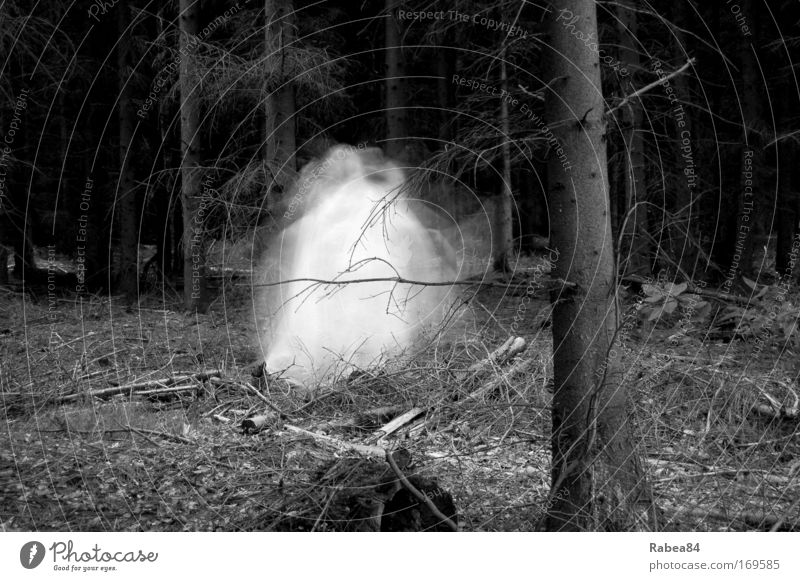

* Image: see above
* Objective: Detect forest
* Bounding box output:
[1,0,800,534]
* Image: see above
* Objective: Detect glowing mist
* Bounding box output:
[256,146,457,387]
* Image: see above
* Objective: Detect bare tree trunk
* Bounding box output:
[493,55,513,274]
[776,139,798,278]
[117,0,138,301]
[544,0,653,531]
[776,84,800,279]
[616,0,649,277]
[384,0,406,159]
[179,0,206,311]
[435,41,454,142]
[265,0,297,185]
[672,0,698,278]
[734,0,762,278]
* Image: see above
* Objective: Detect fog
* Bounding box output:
[256,146,464,387]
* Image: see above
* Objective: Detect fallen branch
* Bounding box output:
[314,404,406,432]
[367,407,425,443]
[284,424,387,459]
[137,385,201,398]
[460,357,535,403]
[455,336,527,385]
[56,370,221,403]
[621,275,751,306]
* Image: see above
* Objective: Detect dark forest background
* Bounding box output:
[2,0,797,301]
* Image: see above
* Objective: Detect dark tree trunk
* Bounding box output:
[117,0,139,301]
[384,0,406,159]
[179,0,207,311]
[265,0,297,186]
[493,55,513,274]
[776,139,798,278]
[672,0,698,278]
[616,0,649,277]
[733,0,763,279]
[544,0,653,531]
[776,82,800,279]
[435,43,454,142]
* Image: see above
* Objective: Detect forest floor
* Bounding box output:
[1,257,800,532]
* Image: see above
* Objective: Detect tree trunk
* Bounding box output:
[776,84,800,279]
[776,139,798,278]
[544,0,653,531]
[616,0,649,277]
[384,0,406,159]
[435,42,454,142]
[179,0,207,312]
[672,0,698,278]
[265,0,297,186]
[734,0,762,279]
[493,55,513,274]
[117,0,138,301]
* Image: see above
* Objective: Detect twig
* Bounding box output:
[56,370,221,403]
[222,378,287,418]
[384,449,458,532]
[314,404,406,432]
[137,385,201,397]
[607,59,696,115]
[253,275,573,292]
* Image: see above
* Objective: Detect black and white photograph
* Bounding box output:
[1,0,799,576]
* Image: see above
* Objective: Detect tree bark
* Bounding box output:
[776,108,799,278]
[616,0,649,277]
[117,0,138,301]
[435,41,454,142]
[384,0,406,159]
[179,0,207,311]
[672,0,698,278]
[734,0,762,279]
[544,0,653,531]
[493,55,514,274]
[265,0,297,185]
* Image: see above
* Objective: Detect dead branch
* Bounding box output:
[213,377,288,418]
[137,385,201,397]
[56,370,221,403]
[456,336,527,383]
[253,275,573,293]
[314,404,406,432]
[368,407,425,443]
[621,274,752,306]
[460,357,535,403]
[284,424,387,459]
[607,59,695,115]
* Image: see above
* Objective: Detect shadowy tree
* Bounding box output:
[544,0,653,531]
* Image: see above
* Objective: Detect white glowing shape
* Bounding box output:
[258,147,455,386]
